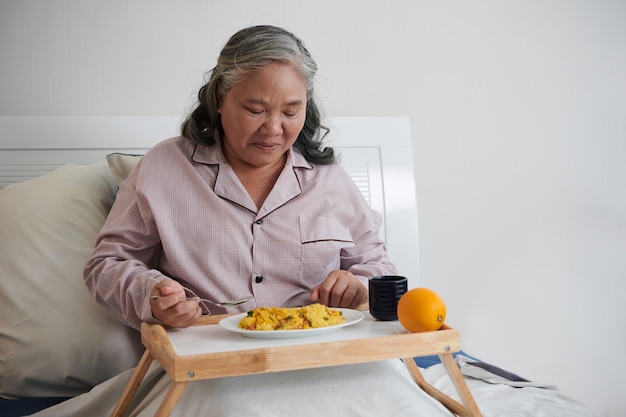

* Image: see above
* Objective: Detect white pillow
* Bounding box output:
[0,163,144,399]
[106,153,142,185]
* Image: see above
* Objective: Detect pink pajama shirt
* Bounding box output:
[84,136,396,329]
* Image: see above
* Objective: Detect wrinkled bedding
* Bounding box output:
[23,356,605,417]
[29,360,452,417]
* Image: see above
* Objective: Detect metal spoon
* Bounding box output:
[140,294,252,308]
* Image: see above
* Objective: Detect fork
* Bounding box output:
[140,294,252,308]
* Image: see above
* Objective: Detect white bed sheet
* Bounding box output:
[29,360,452,417]
[29,356,606,417]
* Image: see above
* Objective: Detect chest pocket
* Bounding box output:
[298,215,354,286]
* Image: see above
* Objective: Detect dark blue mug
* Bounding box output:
[368,276,408,320]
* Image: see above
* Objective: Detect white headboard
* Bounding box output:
[0,116,419,287]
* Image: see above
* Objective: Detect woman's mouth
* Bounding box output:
[254,142,280,152]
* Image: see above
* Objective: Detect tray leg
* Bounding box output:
[402,356,482,417]
[438,353,483,417]
[154,381,189,417]
[110,349,155,417]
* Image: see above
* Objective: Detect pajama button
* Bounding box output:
[255,275,263,283]
[255,219,263,225]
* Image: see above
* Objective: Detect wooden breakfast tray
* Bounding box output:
[111,312,483,417]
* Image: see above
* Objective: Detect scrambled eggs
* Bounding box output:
[238,303,345,330]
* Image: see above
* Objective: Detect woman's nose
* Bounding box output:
[261,114,283,136]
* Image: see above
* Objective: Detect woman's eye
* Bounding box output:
[283,111,298,117]
[246,108,264,115]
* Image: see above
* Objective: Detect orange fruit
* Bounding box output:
[397,287,446,333]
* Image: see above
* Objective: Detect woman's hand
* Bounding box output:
[149,279,202,328]
[310,270,368,309]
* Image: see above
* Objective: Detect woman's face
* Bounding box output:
[218,62,307,171]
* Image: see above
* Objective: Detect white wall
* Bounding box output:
[1,1,624,415]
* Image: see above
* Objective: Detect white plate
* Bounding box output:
[219,308,364,339]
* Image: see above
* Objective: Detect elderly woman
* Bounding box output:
[84,25,397,330]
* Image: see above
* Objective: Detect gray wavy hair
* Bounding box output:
[181,25,334,164]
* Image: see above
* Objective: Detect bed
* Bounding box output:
[0,116,603,417]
